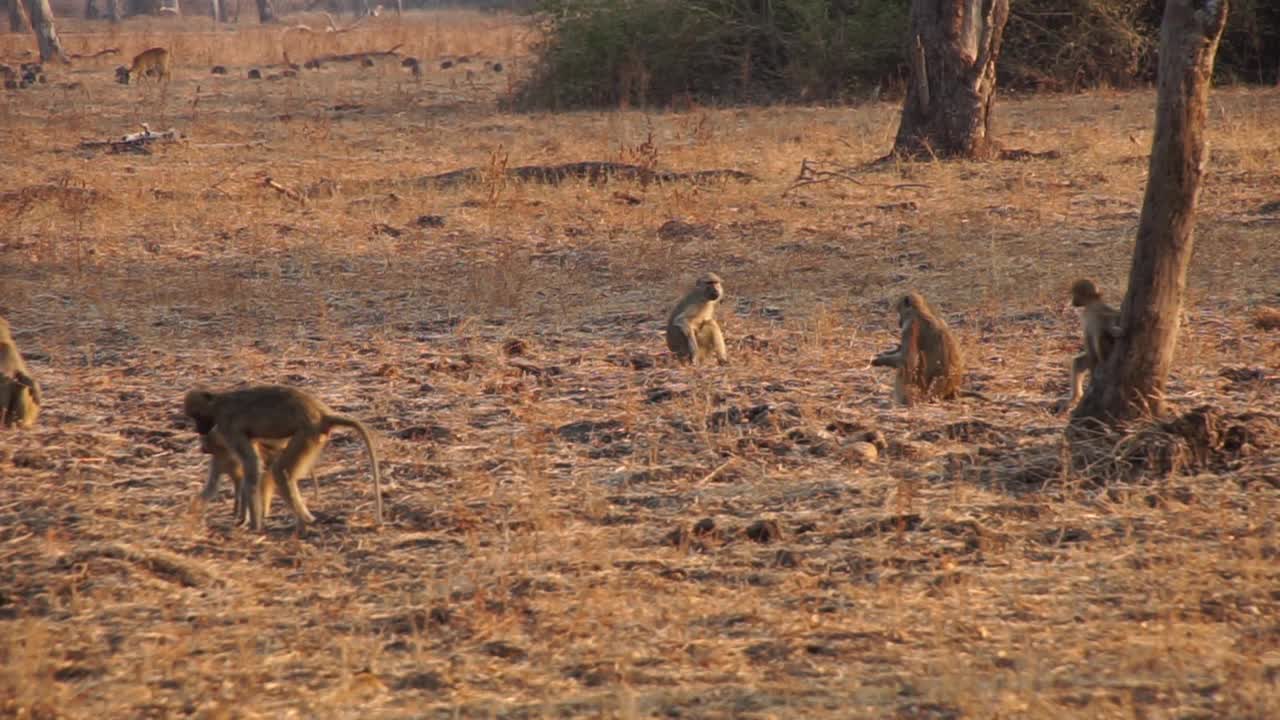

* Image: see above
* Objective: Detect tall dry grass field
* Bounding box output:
[2,10,1279,719]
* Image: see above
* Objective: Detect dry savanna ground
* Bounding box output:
[2,11,1280,719]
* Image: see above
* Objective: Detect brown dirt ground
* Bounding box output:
[2,12,1280,720]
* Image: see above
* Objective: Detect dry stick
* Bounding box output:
[262,177,304,203]
[784,158,933,196]
[697,458,737,485]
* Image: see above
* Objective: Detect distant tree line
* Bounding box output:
[513,0,1278,110]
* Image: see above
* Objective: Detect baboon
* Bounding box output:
[1064,278,1123,410]
[114,65,129,84]
[871,292,964,405]
[666,272,728,365]
[0,315,41,428]
[183,386,382,532]
[247,68,262,80]
[125,48,171,84]
[198,431,319,526]
[210,65,228,75]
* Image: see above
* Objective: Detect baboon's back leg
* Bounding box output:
[0,377,14,426]
[10,384,37,427]
[271,434,324,530]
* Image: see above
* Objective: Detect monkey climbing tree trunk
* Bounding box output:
[892,0,1009,159]
[254,0,273,23]
[1071,0,1229,427]
[22,0,63,62]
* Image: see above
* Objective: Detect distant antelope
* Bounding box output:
[124,47,172,85]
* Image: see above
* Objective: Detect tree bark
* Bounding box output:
[22,0,63,62]
[209,0,223,22]
[1071,0,1229,427]
[105,0,118,22]
[6,0,31,33]
[254,0,273,23]
[891,0,1010,159]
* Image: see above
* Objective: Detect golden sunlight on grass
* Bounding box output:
[1,10,1279,719]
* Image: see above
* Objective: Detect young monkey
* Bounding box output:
[184,385,382,532]
[1064,278,1123,410]
[666,272,728,365]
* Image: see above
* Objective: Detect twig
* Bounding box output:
[262,176,304,203]
[696,458,737,485]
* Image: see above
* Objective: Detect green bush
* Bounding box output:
[512,0,909,109]
[511,0,1278,110]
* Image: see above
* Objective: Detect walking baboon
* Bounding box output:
[871,292,964,405]
[0,315,40,428]
[1064,278,1123,410]
[184,386,382,532]
[125,47,171,84]
[666,273,727,365]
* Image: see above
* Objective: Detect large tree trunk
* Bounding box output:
[892,0,1010,159]
[1071,0,1229,427]
[6,0,31,32]
[254,0,273,23]
[22,0,63,62]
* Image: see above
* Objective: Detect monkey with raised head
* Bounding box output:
[0,315,41,428]
[184,386,382,532]
[666,273,728,365]
[1063,278,1123,410]
[870,292,964,405]
[125,47,171,84]
[198,431,320,526]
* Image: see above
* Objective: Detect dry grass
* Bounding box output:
[2,11,1280,719]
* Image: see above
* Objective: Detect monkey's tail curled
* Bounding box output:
[325,416,383,526]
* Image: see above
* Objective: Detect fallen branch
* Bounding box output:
[66,47,120,60]
[78,124,182,154]
[784,158,865,196]
[416,161,755,189]
[300,43,404,67]
[282,11,366,36]
[784,158,933,196]
[263,176,305,203]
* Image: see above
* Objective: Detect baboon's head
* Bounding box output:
[1070,278,1102,307]
[897,291,932,323]
[183,389,217,432]
[114,65,130,84]
[698,273,724,302]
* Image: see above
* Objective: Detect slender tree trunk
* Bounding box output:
[22,0,63,62]
[209,0,221,22]
[6,0,31,33]
[105,0,118,22]
[254,0,273,23]
[891,0,1010,159]
[85,0,98,19]
[1071,0,1229,427]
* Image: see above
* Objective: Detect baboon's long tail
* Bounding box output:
[325,415,383,525]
